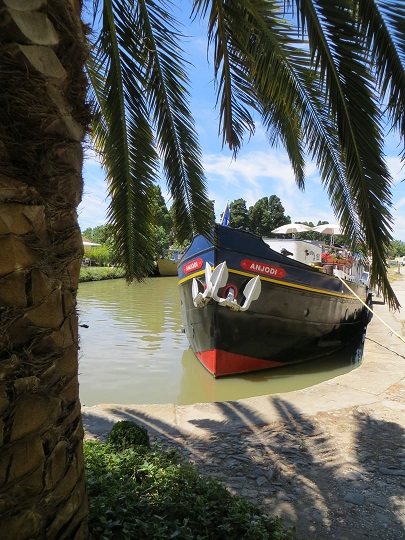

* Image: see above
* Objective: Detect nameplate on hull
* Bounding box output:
[183,258,203,274]
[240,259,286,278]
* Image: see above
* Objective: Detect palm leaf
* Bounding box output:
[88,0,158,280]
[278,0,399,307]
[355,0,405,150]
[88,0,403,306]
[194,0,401,306]
[192,0,258,153]
[88,0,212,281]
[138,0,213,242]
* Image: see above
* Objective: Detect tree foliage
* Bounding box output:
[82,224,114,245]
[150,185,172,235]
[229,198,249,229]
[388,240,405,259]
[248,196,290,236]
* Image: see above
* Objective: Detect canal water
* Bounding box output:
[77,277,364,407]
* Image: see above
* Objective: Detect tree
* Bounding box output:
[248,196,290,236]
[87,1,405,299]
[150,185,172,236]
[1,2,90,537]
[1,1,404,537]
[150,185,173,257]
[388,240,405,259]
[82,224,114,245]
[188,0,404,306]
[268,195,291,233]
[229,198,249,229]
[152,225,171,258]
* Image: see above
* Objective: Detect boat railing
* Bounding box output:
[310,255,366,283]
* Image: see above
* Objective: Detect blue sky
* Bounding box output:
[78,4,405,241]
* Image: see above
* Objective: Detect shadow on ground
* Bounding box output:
[82,395,405,540]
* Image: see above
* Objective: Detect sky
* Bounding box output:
[78,4,405,242]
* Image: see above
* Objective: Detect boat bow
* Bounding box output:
[192,261,261,311]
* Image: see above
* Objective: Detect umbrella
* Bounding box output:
[312,223,343,245]
[271,223,313,235]
[312,223,343,235]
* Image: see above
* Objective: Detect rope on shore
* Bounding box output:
[336,275,405,344]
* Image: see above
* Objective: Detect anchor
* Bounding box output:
[192,261,261,311]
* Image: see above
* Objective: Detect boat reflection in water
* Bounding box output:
[176,332,365,405]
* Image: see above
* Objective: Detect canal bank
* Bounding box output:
[82,274,405,539]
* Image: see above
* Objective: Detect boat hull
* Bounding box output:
[178,226,371,376]
[157,258,178,276]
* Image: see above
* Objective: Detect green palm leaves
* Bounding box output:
[193,0,404,307]
[88,0,404,306]
[88,0,212,280]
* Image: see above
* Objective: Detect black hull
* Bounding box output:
[178,225,371,376]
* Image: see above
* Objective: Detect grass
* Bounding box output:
[387,264,405,284]
[79,266,125,282]
[85,421,295,540]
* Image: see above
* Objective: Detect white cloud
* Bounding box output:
[79,159,109,230]
[387,155,405,183]
[204,150,333,223]
[78,142,405,241]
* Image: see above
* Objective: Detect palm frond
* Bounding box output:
[231,2,364,243]
[87,0,402,306]
[137,0,213,242]
[355,0,405,151]
[194,0,400,306]
[285,0,398,307]
[88,0,158,281]
[193,0,258,153]
[88,0,212,280]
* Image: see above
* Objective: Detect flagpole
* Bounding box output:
[220,200,230,226]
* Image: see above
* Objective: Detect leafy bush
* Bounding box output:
[79,266,125,282]
[84,433,295,539]
[106,420,150,451]
[84,245,111,266]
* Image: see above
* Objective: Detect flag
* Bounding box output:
[220,201,230,227]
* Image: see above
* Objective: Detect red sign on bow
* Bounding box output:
[183,258,203,274]
[240,259,286,278]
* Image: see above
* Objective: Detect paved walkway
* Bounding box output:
[82,273,405,539]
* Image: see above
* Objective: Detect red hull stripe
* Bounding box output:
[196,349,284,377]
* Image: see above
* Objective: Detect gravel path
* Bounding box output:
[153,395,405,540]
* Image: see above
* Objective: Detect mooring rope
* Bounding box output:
[336,275,405,344]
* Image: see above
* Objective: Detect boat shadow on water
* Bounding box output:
[176,331,366,405]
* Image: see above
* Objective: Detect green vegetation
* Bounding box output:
[388,240,405,259]
[79,267,125,282]
[85,421,294,540]
[227,197,335,240]
[87,1,405,309]
[82,187,179,261]
[84,245,112,267]
[247,196,290,237]
[106,420,150,451]
[83,224,114,246]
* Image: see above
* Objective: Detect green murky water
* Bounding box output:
[77,277,363,406]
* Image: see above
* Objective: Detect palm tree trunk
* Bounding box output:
[0,0,90,537]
